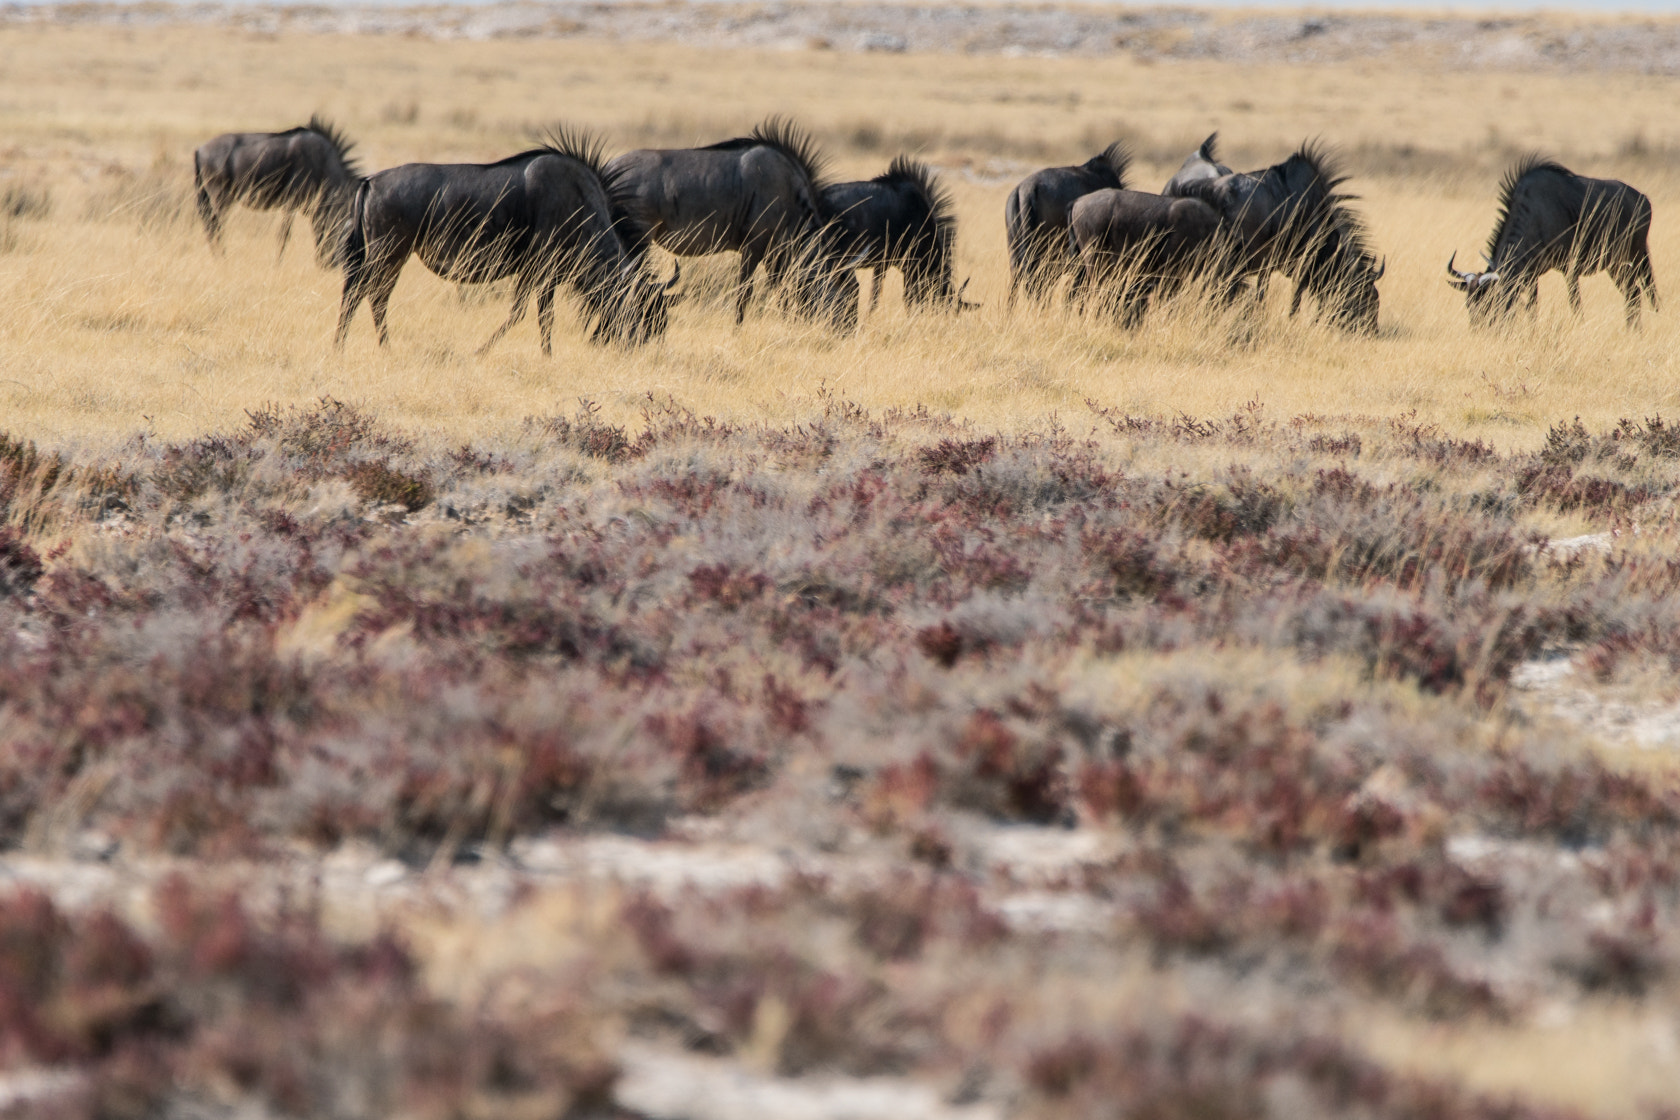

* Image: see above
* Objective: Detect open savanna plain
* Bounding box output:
[12,12,1680,1120]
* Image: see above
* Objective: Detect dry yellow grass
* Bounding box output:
[4,22,1680,447]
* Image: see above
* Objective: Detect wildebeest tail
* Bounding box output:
[333,178,373,348]
[193,150,216,238]
[342,178,371,284]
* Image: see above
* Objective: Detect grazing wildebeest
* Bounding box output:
[1168,142,1385,334]
[1162,132,1232,195]
[194,115,361,267]
[334,130,679,355]
[1004,143,1132,307]
[821,156,979,314]
[1446,156,1658,327]
[1066,189,1224,326]
[605,118,859,329]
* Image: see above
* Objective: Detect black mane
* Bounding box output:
[1485,154,1574,261]
[526,126,656,256]
[302,114,362,178]
[1277,140,1376,267]
[704,115,831,193]
[1083,141,1132,189]
[876,155,955,242]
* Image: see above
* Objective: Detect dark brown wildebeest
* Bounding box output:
[821,156,978,314]
[1167,141,1384,334]
[1446,156,1658,327]
[1004,143,1131,307]
[334,130,678,355]
[1065,189,1224,326]
[605,118,859,329]
[1162,132,1232,195]
[193,115,361,267]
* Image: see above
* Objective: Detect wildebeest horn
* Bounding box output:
[663,261,681,291]
[1445,251,1473,289]
[1480,252,1493,269]
[1373,257,1386,281]
[956,276,982,310]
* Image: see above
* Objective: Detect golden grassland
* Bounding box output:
[3,22,1680,445]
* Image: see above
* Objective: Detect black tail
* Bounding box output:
[1006,188,1035,308]
[193,151,219,246]
[334,179,371,349]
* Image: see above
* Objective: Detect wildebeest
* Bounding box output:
[1162,132,1232,195]
[194,115,361,267]
[605,118,860,329]
[821,156,978,314]
[1004,143,1132,307]
[1167,141,1384,333]
[334,129,678,355]
[1446,155,1658,327]
[1066,189,1224,326]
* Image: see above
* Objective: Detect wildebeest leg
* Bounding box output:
[1065,258,1088,315]
[1255,271,1270,304]
[1288,282,1306,318]
[735,246,764,325]
[536,285,556,356]
[338,259,399,348]
[869,268,883,315]
[477,274,538,355]
[1118,282,1148,330]
[1636,253,1660,312]
[1615,268,1645,328]
[1566,274,1582,314]
[367,281,396,347]
[276,212,294,263]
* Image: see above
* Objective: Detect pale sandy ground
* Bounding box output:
[11,0,1680,74]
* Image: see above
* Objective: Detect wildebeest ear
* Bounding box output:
[1445,277,1470,291]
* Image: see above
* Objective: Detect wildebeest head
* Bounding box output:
[596,258,684,345]
[1445,251,1512,326]
[780,233,865,331]
[1272,143,1384,334]
[1163,132,1233,196]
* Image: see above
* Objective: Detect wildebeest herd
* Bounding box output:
[190,115,1660,354]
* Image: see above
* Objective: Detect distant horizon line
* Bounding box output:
[6,0,1680,12]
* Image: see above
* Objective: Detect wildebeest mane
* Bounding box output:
[300,114,362,178]
[1485,153,1573,261]
[529,125,657,256]
[877,155,955,241]
[704,116,831,193]
[1280,140,1375,265]
[1092,141,1132,189]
